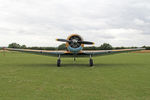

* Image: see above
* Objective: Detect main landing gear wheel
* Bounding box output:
[89,58,93,66]
[89,55,93,67]
[57,59,61,67]
[57,54,61,67]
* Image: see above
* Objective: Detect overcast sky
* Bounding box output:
[0,0,150,47]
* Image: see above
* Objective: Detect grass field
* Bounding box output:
[0,51,150,100]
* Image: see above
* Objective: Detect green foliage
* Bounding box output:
[8,43,57,50]
[142,46,150,50]
[8,43,21,48]
[99,43,113,50]
[58,43,66,50]
[114,47,126,49]
[83,46,98,50]
[8,43,27,49]
[83,43,113,50]
[28,47,56,50]
[20,45,27,49]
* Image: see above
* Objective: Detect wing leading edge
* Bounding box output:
[6,48,65,56]
[6,48,145,57]
[82,48,145,56]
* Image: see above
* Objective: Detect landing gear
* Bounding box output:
[73,54,76,62]
[56,54,94,67]
[57,59,61,67]
[89,55,93,66]
[57,55,61,67]
[89,59,93,66]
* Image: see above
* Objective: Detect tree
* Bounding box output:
[83,46,97,50]
[20,45,27,49]
[58,43,66,50]
[142,46,150,50]
[8,43,21,48]
[99,43,113,50]
[114,46,126,49]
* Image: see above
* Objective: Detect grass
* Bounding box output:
[0,51,150,100]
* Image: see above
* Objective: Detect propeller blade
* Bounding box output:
[56,39,70,42]
[56,38,94,45]
[78,41,94,45]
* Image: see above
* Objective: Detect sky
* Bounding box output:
[0,0,150,47]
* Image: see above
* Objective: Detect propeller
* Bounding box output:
[78,41,94,45]
[56,39,94,45]
[56,39,70,42]
[56,39,94,44]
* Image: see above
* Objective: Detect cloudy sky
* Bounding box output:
[0,0,150,47]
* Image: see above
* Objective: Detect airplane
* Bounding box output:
[6,34,144,67]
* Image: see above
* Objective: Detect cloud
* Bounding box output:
[0,0,150,47]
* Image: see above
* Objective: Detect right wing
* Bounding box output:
[6,48,66,57]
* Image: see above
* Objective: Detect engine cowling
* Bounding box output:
[66,34,84,49]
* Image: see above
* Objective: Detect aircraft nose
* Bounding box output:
[72,39,78,43]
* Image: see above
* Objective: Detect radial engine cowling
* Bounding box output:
[66,34,84,48]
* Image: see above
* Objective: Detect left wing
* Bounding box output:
[82,48,145,56]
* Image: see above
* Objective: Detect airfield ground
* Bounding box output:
[0,51,150,100]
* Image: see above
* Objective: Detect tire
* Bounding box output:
[57,59,61,67]
[89,59,93,66]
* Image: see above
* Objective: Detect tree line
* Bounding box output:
[7,42,150,50]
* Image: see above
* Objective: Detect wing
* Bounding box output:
[6,48,66,57]
[82,48,145,56]
[6,48,145,57]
